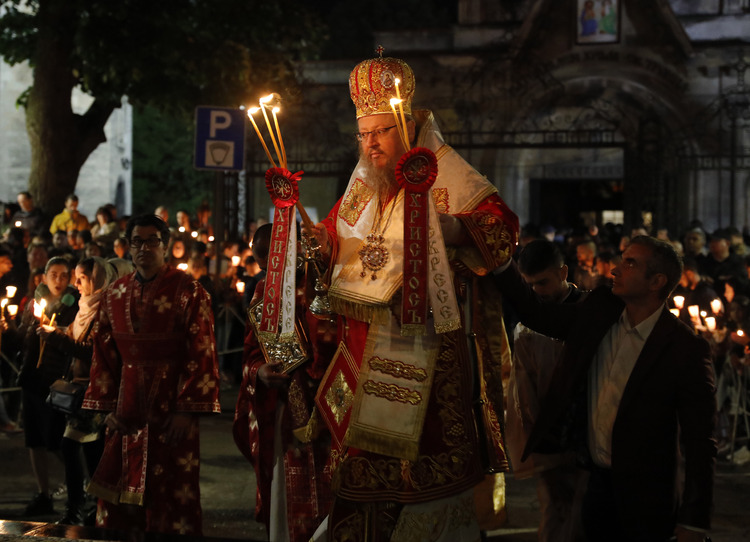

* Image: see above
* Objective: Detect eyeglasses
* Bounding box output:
[130,237,162,249]
[355,125,398,142]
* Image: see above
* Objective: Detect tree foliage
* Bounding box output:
[0,0,325,213]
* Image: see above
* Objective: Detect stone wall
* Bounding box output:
[0,60,132,221]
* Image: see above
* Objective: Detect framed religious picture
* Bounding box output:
[576,0,620,44]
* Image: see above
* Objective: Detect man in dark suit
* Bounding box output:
[495,235,716,542]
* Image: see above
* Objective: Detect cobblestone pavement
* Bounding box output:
[1,386,749,541]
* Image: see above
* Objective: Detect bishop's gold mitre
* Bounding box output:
[349,53,415,119]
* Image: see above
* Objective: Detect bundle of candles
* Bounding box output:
[246,94,314,230]
[671,295,723,332]
[389,77,410,152]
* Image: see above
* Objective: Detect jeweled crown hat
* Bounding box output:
[349,47,415,119]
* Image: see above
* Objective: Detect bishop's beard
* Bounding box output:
[360,147,400,205]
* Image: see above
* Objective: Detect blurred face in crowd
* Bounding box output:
[27,245,48,270]
[17,193,33,212]
[521,265,569,304]
[113,238,128,259]
[65,197,79,213]
[75,265,95,297]
[44,264,70,298]
[576,243,596,267]
[709,238,730,261]
[684,231,705,255]
[171,240,186,259]
[53,232,68,249]
[0,255,12,277]
[176,211,191,228]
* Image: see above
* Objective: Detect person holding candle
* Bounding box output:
[494,236,716,541]
[81,214,220,536]
[12,191,50,239]
[673,258,719,330]
[8,256,79,517]
[233,223,336,542]
[36,257,133,525]
[306,53,519,540]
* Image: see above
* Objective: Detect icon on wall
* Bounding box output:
[576,0,619,44]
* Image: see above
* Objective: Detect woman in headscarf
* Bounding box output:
[37,256,133,525]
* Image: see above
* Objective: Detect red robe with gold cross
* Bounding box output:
[82,266,220,535]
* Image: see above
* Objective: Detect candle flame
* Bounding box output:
[8,305,18,316]
[191,231,198,239]
[177,263,188,271]
[390,98,402,106]
[272,106,280,114]
[395,77,400,84]
[248,107,260,115]
[739,330,745,337]
[260,94,274,104]
[705,316,716,331]
[669,308,680,317]
[14,221,22,228]
[208,236,215,242]
[0,298,7,308]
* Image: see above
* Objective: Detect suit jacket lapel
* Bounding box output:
[617,309,675,415]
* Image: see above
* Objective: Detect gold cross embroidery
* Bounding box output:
[154,295,172,313]
[113,284,127,299]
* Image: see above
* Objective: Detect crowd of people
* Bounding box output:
[0,53,742,542]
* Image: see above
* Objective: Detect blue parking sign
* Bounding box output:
[194,106,246,171]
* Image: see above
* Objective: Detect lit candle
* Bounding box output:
[739,330,745,337]
[710,298,722,315]
[271,106,287,168]
[6,286,17,298]
[705,317,716,331]
[208,236,215,242]
[191,231,198,239]
[389,98,409,150]
[33,300,43,319]
[177,263,188,271]
[14,220,21,228]
[394,78,409,151]
[232,256,241,267]
[8,305,18,317]
[0,299,7,309]
[236,281,245,294]
[669,308,680,317]
[700,310,707,318]
[247,107,277,167]
[179,226,186,233]
[687,305,699,318]
[259,95,283,167]
[672,295,685,310]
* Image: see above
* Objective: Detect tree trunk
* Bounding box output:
[26,0,117,216]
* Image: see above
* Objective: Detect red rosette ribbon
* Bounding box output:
[395,147,438,193]
[396,147,438,335]
[264,167,303,208]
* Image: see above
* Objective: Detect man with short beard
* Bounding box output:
[307,54,518,541]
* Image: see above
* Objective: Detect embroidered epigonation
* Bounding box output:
[369,357,427,382]
[325,371,355,425]
[362,380,422,405]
